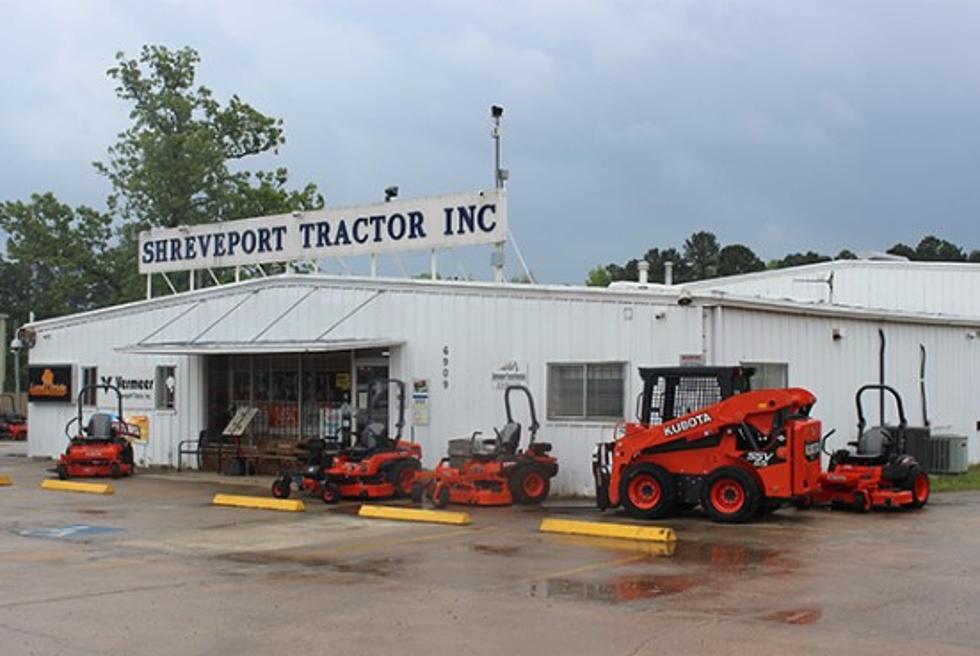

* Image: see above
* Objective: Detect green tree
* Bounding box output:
[835,249,858,260]
[887,243,916,259]
[0,193,117,320]
[585,265,612,287]
[770,251,831,269]
[682,231,720,280]
[717,244,764,276]
[913,235,965,261]
[94,45,324,300]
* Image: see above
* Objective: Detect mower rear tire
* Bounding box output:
[511,466,550,504]
[271,477,291,499]
[110,463,122,479]
[388,460,422,497]
[702,467,760,524]
[904,466,930,509]
[620,464,675,519]
[321,483,340,504]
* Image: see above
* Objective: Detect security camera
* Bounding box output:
[384,186,399,202]
[491,105,504,118]
[677,289,693,306]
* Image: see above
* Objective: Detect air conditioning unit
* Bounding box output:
[903,429,969,474]
[924,434,970,474]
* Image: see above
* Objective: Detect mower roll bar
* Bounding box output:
[855,384,907,433]
[366,378,406,441]
[504,385,540,443]
[66,383,126,441]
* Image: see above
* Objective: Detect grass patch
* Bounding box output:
[931,465,980,493]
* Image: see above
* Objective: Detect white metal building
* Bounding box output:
[23,260,980,495]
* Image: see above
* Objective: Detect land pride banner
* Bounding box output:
[138,189,507,274]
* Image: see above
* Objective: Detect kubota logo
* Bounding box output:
[663,412,713,437]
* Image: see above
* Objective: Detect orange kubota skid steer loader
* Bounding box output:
[593,366,823,523]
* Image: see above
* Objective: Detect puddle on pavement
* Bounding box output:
[471,543,520,557]
[530,574,702,603]
[221,550,401,577]
[78,509,108,515]
[672,542,801,573]
[762,608,823,625]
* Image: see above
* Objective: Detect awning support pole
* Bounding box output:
[146,274,152,300]
[430,250,437,280]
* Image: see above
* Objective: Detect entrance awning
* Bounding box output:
[117,338,404,356]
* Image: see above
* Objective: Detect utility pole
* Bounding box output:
[491,105,507,284]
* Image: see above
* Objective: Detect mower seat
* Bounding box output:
[86,413,115,440]
[497,422,521,455]
[836,427,896,467]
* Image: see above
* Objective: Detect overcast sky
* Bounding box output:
[2,1,979,283]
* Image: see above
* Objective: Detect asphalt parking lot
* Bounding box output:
[1,440,979,656]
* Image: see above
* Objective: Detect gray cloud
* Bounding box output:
[2,0,979,282]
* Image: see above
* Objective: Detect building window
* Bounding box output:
[156,366,176,410]
[741,362,788,390]
[547,363,625,421]
[81,367,98,406]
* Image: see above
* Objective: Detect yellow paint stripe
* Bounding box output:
[358,504,471,525]
[0,475,11,486]
[212,493,304,512]
[539,518,676,543]
[41,479,113,495]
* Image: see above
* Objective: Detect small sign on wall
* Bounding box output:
[412,379,430,426]
[28,365,73,403]
[491,361,528,389]
[125,415,149,444]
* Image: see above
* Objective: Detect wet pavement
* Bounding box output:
[1,440,979,655]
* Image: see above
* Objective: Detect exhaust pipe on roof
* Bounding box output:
[638,260,650,285]
[664,261,674,286]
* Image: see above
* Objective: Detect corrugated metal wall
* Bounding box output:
[708,306,980,462]
[25,275,980,496]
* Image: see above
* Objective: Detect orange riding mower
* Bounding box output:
[54,383,137,480]
[811,384,929,512]
[411,385,558,508]
[271,378,422,503]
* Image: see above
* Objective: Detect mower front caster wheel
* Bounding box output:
[56,464,68,481]
[321,483,340,504]
[271,477,291,499]
[410,481,426,504]
[432,483,450,508]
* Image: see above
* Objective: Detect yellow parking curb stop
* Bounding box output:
[539,517,676,543]
[0,474,12,486]
[358,504,471,525]
[212,493,305,512]
[41,479,113,495]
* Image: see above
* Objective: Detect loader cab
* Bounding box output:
[637,366,754,426]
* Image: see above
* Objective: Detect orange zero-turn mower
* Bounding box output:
[812,384,929,512]
[411,384,558,508]
[593,366,824,523]
[318,378,422,503]
[0,393,27,440]
[54,383,137,480]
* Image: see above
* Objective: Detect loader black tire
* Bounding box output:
[620,464,675,519]
[702,467,761,524]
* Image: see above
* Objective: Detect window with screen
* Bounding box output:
[741,362,788,390]
[81,367,98,406]
[547,363,625,420]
